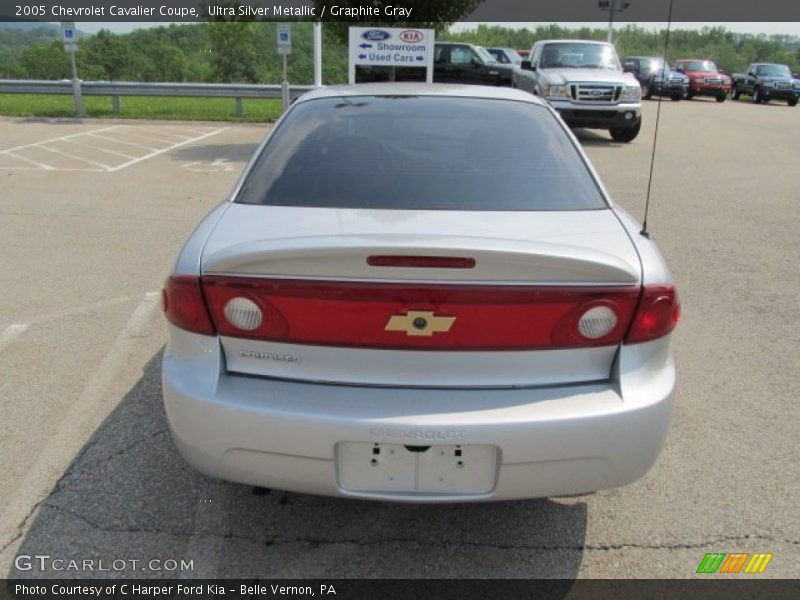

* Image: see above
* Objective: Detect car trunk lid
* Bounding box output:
[200,205,642,387]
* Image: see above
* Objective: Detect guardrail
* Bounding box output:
[0,80,317,116]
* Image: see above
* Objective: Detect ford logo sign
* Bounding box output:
[362,30,391,42]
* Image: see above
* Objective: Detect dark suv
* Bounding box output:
[355,42,514,86]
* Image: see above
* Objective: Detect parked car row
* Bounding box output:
[357,39,798,148]
[623,57,799,106]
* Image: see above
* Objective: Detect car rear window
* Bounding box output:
[236,95,607,211]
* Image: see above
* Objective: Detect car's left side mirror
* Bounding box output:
[521,60,532,71]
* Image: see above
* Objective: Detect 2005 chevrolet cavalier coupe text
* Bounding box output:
[162,84,679,502]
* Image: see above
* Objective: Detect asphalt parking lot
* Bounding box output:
[0,97,798,579]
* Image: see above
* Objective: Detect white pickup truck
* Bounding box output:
[513,39,643,142]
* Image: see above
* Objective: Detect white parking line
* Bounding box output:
[0,125,226,172]
[0,324,29,355]
[67,139,136,160]
[24,294,148,326]
[116,130,191,145]
[38,145,113,170]
[0,126,122,154]
[107,128,225,172]
[158,125,214,135]
[2,151,54,170]
[0,292,161,555]
[87,132,158,152]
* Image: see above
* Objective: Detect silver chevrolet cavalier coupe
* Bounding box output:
[162,83,679,502]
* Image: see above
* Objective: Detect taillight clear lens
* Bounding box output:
[578,305,618,339]
[162,275,216,336]
[625,285,680,344]
[223,297,263,331]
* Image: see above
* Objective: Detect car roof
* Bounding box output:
[535,39,611,45]
[296,83,548,106]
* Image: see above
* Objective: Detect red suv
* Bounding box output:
[675,59,732,102]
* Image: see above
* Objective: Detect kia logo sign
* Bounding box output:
[362,30,391,41]
[399,30,424,43]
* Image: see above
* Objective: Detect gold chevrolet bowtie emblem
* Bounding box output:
[384,311,456,337]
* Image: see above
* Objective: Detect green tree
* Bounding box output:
[20,41,69,79]
[81,30,130,79]
[207,22,258,82]
[127,40,188,81]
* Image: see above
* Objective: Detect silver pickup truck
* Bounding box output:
[513,40,642,142]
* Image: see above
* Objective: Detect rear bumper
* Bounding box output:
[551,102,641,130]
[162,330,676,502]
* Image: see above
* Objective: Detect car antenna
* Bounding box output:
[641,0,675,239]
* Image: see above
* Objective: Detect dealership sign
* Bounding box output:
[348,27,435,84]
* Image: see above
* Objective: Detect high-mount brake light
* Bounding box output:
[367,256,476,269]
[162,275,216,336]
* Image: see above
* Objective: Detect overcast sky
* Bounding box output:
[70,21,800,36]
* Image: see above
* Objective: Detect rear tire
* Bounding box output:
[789,97,798,107]
[716,94,726,103]
[731,84,740,100]
[685,91,694,100]
[671,93,682,101]
[642,82,652,100]
[753,87,762,104]
[609,120,641,143]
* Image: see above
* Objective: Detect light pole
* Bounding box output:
[598,0,630,44]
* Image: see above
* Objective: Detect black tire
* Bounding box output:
[753,86,762,104]
[716,94,726,103]
[642,81,652,100]
[685,91,694,100]
[731,84,740,100]
[671,94,682,101]
[609,120,641,143]
[789,97,798,107]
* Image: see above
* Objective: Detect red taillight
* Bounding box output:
[201,276,644,350]
[367,256,476,269]
[202,281,289,340]
[625,285,680,344]
[162,275,216,336]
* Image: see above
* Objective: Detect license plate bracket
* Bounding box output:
[337,442,497,494]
